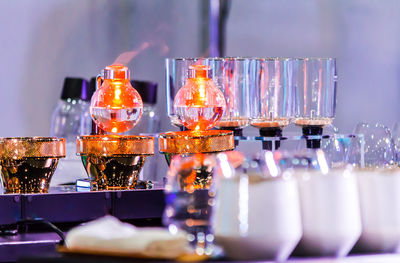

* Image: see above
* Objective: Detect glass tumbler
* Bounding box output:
[294,58,337,148]
[209,57,251,135]
[250,58,296,149]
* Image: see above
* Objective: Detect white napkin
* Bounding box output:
[65,216,189,258]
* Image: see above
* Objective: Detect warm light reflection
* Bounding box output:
[173,65,226,131]
[90,65,143,133]
[114,88,121,101]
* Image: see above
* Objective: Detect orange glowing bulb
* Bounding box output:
[90,64,143,133]
[173,65,226,131]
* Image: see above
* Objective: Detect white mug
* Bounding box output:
[212,172,302,261]
[295,168,361,257]
[356,168,400,252]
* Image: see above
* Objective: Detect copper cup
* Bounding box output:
[159,130,234,165]
[77,135,154,191]
[159,130,234,189]
[0,137,65,194]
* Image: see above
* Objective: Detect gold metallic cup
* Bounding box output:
[159,129,234,170]
[77,135,154,191]
[159,130,234,154]
[0,137,65,194]
[159,130,234,188]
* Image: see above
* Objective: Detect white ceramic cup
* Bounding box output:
[295,168,362,257]
[212,173,302,261]
[356,168,400,252]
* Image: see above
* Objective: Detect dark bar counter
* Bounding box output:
[0,189,165,262]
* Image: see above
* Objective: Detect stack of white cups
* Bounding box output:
[210,144,400,261]
[355,168,400,252]
[294,167,362,257]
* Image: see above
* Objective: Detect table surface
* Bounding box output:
[14,253,400,263]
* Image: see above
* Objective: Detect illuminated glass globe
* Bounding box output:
[173,65,226,131]
[90,64,143,133]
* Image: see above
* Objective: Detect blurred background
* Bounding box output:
[0,0,399,137]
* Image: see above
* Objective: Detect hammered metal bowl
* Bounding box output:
[0,137,65,194]
[159,130,234,165]
[76,135,154,191]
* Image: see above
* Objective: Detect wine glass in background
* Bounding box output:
[210,57,251,136]
[294,58,337,148]
[250,57,296,150]
[351,123,400,253]
[347,122,395,167]
[294,135,346,169]
[165,57,207,130]
[392,122,400,164]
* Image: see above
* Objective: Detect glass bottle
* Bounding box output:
[124,80,161,184]
[50,77,94,186]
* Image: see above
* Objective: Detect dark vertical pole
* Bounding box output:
[205,0,230,57]
[209,0,220,57]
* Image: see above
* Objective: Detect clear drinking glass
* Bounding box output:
[294,58,337,127]
[165,58,208,129]
[249,58,296,149]
[250,58,296,131]
[294,58,337,148]
[347,122,395,168]
[208,57,251,134]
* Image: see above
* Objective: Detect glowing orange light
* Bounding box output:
[90,64,143,133]
[173,65,226,131]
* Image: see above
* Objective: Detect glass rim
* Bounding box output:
[165,57,336,61]
[0,137,64,142]
[0,137,65,159]
[165,57,206,62]
[159,130,234,154]
[77,135,154,156]
[254,57,295,61]
[294,57,336,61]
[76,135,154,141]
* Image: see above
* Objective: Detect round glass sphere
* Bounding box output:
[90,65,143,133]
[173,65,226,131]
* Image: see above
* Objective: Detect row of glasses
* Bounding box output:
[166,57,251,134]
[347,122,396,167]
[165,57,337,148]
